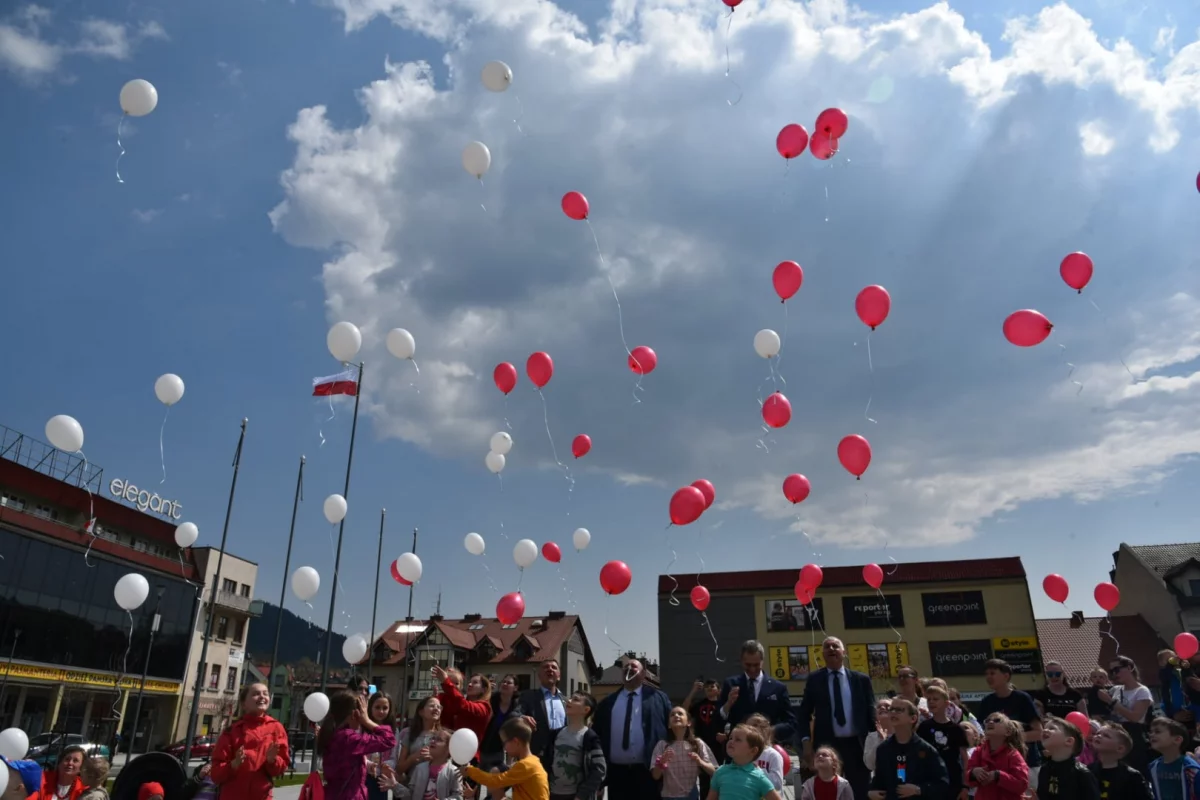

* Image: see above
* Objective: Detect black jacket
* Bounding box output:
[516,687,564,758]
[869,734,948,800]
[592,685,673,769]
[1087,762,1153,800]
[717,674,796,744]
[1037,757,1100,800]
[796,667,876,747]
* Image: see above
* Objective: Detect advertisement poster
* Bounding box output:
[765,597,825,632]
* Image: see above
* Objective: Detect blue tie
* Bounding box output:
[833,670,847,727]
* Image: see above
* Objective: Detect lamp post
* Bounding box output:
[129,586,165,756]
[0,628,21,709]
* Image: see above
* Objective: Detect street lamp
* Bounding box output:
[129,586,166,756]
[0,629,21,706]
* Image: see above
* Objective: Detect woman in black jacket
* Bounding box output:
[479,674,521,771]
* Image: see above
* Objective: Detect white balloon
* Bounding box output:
[342,634,369,664]
[513,539,538,569]
[396,552,423,583]
[120,79,158,117]
[323,494,348,524]
[154,373,185,406]
[489,432,513,455]
[464,532,486,556]
[449,728,479,765]
[0,727,30,761]
[573,527,591,551]
[292,566,321,601]
[386,328,416,360]
[327,321,362,362]
[45,415,84,452]
[485,451,506,474]
[303,691,330,722]
[114,573,150,611]
[753,329,782,359]
[0,760,7,796]
[174,521,199,548]
[481,61,513,92]
[462,141,492,179]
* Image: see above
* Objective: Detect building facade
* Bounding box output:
[1110,542,1200,645]
[658,557,1042,704]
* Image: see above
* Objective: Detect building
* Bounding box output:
[658,557,1041,703]
[1110,543,1200,645]
[367,612,599,717]
[1036,613,1167,691]
[592,653,661,703]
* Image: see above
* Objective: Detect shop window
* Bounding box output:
[209,664,221,690]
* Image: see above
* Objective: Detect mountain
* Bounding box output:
[248,601,348,667]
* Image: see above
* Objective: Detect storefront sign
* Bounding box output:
[227,648,245,667]
[769,647,789,681]
[994,648,1042,674]
[842,595,905,629]
[922,591,988,626]
[0,662,181,693]
[783,641,909,681]
[108,478,184,519]
[992,636,1038,651]
[929,639,993,677]
[764,597,824,632]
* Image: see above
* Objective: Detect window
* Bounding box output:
[240,583,251,597]
[501,624,518,630]
[272,696,282,710]
[415,647,452,691]
[222,579,237,594]
[570,679,575,693]
[274,673,285,688]
[216,616,229,640]
[208,664,221,690]
[468,624,485,631]
[226,668,238,691]
[233,619,245,643]
[1190,580,1200,597]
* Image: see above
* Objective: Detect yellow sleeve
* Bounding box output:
[465,759,540,790]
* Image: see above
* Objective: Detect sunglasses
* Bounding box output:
[1046,672,1063,678]
[1108,666,1125,676]
[898,673,916,680]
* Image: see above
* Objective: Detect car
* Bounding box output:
[162,736,215,760]
[27,734,111,768]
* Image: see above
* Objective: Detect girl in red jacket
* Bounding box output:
[966,713,1030,800]
[432,665,492,759]
[211,683,290,800]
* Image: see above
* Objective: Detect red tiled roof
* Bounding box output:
[1035,615,1167,689]
[659,557,1026,593]
[374,614,593,670]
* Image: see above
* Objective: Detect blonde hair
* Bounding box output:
[732,724,765,759]
[814,746,843,775]
[745,713,774,746]
[984,712,1027,757]
[81,756,110,787]
[924,684,949,701]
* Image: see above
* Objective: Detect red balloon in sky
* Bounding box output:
[628,346,658,375]
[1042,574,1069,604]
[690,585,711,612]
[1003,309,1054,347]
[772,261,803,302]
[815,108,849,138]
[863,563,884,589]
[776,124,809,160]
[669,486,707,526]
[722,0,742,6]
[541,542,562,564]
[691,479,716,509]
[838,434,872,479]
[600,561,632,595]
[391,560,412,586]
[794,581,814,605]
[1059,252,1094,293]
[493,362,517,395]
[810,130,837,160]
[496,592,525,625]
[561,191,589,221]
[1196,171,1199,194]
[1094,582,1120,612]
[526,351,554,388]
[572,434,592,459]
[856,285,891,329]
[800,563,823,590]
[762,392,792,428]
[782,473,811,504]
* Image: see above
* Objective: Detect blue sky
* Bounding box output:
[3,0,1200,665]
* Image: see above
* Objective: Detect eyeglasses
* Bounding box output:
[1046,672,1063,678]
[1108,666,1125,676]
[898,673,916,680]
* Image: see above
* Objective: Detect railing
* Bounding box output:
[0,424,104,493]
[214,590,252,613]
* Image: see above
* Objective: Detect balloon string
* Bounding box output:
[700,612,725,663]
[877,587,903,645]
[1087,297,1142,383]
[517,568,525,594]
[116,114,127,184]
[110,610,134,727]
[495,473,509,540]
[695,529,706,583]
[502,396,513,431]
[794,513,821,562]
[78,449,98,568]
[665,527,680,607]
[537,388,575,496]
[319,394,336,448]
[603,598,622,658]
[864,331,878,424]
[775,301,789,388]
[1101,613,1121,657]
[511,91,527,136]
[723,11,743,107]
[1058,344,1084,395]
[478,177,487,213]
[159,406,171,484]
[584,218,644,404]
[408,359,421,394]
[480,558,499,595]
[805,601,827,638]
[555,564,577,609]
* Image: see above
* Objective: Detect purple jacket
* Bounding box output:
[323,726,396,800]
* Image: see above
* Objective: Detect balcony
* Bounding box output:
[213,590,259,616]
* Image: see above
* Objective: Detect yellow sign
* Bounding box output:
[809,645,826,671]
[769,647,789,681]
[993,637,1038,651]
[847,644,869,674]
[0,663,181,694]
[887,642,909,676]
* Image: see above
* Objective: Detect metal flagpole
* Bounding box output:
[367,508,386,683]
[397,527,417,720]
[271,455,306,678]
[183,418,248,764]
[129,586,164,755]
[320,362,364,693]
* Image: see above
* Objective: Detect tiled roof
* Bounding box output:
[1035,615,1167,689]
[1127,544,1200,575]
[659,557,1025,593]
[374,614,593,670]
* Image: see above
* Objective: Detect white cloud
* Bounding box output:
[131,208,162,223]
[0,5,165,80]
[1078,120,1114,156]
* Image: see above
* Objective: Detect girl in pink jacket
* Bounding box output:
[966,713,1029,800]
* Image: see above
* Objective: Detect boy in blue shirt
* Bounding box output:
[708,725,782,800]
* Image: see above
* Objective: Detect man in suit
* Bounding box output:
[797,636,876,800]
[717,640,797,746]
[516,658,566,757]
[593,659,672,799]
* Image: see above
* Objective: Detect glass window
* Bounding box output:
[216,616,229,639]
[226,668,238,691]
[222,579,237,594]
[233,619,245,643]
[209,664,221,690]
[273,672,285,688]
[1190,580,1200,597]
[240,584,250,597]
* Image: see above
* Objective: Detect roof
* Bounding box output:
[377,619,430,665]
[1125,544,1200,576]
[374,614,597,673]
[1035,615,1167,689]
[658,557,1026,593]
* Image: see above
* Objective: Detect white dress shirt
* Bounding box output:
[827,666,856,738]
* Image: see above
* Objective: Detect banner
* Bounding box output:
[887,642,910,677]
[929,639,993,677]
[788,646,811,680]
[772,641,909,680]
[842,595,905,629]
[769,647,789,681]
[0,662,180,694]
[847,644,870,674]
[994,648,1042,674]
[922,591,988,626]
[765,597,824,632]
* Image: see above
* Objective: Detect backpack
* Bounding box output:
[299,771,325,800]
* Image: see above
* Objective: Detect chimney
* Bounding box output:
[1070,611,1085,628]
[548,610,566,620]
[430,614,444,622]
[464,613,482,622]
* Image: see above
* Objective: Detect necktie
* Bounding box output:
[746,677,755,703]
[622,691,635,750]
[833,670,847,727]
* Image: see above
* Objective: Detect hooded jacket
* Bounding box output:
[965,743,1029,800]
[1149,753,1200,800]
[210,714,290,800]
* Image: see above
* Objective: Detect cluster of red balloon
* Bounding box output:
[774,108,849,163]
[669,479,717,526]
[795,563,823,604]
[1003,251,1093,348]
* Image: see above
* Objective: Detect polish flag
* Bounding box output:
[313,369,359,397]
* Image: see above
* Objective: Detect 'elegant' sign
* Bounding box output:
[109,478,183,520]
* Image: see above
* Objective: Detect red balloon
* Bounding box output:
[782,473,811,504]
[762,392,792,428]
[526,351,554,388]
[794,581,814,605]
[855,285,891,329]
[541,542,562,563]
[572,434,592,459]
[390,560,413,586]
[628,346,658,375]
[815,108,849,138]
[1060,252,1094,293]
[1177,632,1200,661]
[774,745,792,776]
[1065,711,1090,733]
[863,563,884,589]
[1094,582,1120,612]
[561,191,589,221]
[690,585,711,611]
[810,130,837,160]
[772,261,804,302]
[837,434,872,479]
[1003,309,1054,347]
[722,0,742,6]
[800,563,823,590]
[600,560,632,595]
[493,362,517,395]
[669,486,707,526]
[497,592,525,625]
[776,124,809,160]
[691,479,716,509]
[1042,574,1069,604]
[1196,171,1200,194]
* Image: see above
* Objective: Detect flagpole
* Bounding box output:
[367,508,385,683]
[320,361,364,694]
[271,455,305,680]
[183,418,248,765]
[398,526,417,721]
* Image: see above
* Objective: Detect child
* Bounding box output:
[1160,650,1188,720]
[1085,669,1111,719]
[394,729,463,800]
[743,714,784,792]
[316,690,398,800]
[1148,717,1200,799]
[544,693,607,800]
[1,756,42,800]
[918,685,969,800]
[707,724,782,800]
[137,783,164,800]
[79,757,110,800]
[864,698,892,774]
[1076,721,1099,768]
[365,692,399,800]
[965,713,1028,800]
[868,697,948,800]
[1035,716,1099,799]
[652,705,716,800]
[1087,723,1152,800]
[799,747,853,800]
[961,723,980,798]
[464,718,549,800]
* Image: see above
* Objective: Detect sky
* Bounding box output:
[2,0,1200,666]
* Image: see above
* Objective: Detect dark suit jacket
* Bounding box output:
[516,686,563,757]
[717,674,797,744]
[592,684,673,768]
[796,667,875,748]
